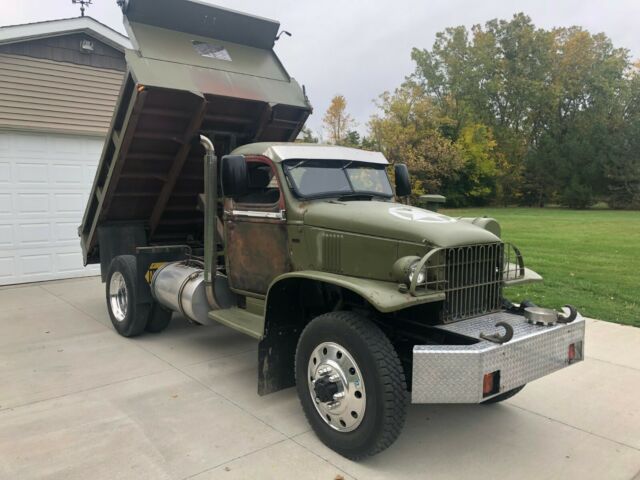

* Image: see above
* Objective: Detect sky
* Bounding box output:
[2,0,639,138]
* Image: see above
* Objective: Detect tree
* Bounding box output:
[368,82,463,196]
[343,130,361,147]
[408,13,634,208]
[605,68,640,209]
[323,95,355,145]
[297,126,319,143]
[451,123,503,206]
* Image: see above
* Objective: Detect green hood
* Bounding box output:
[303,201,499,247]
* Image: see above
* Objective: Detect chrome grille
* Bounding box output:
[441,243,504,323]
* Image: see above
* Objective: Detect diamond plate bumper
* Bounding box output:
[412,311,585,403]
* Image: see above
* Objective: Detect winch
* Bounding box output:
[524,305,578,326]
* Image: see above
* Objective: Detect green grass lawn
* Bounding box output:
[441,207,640,327]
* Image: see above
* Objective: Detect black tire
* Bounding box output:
[482,385,525,404]
[145,303,172,333]
[295,311,408,460]
[105,255,149,337]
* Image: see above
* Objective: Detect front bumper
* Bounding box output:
[412,311,585,403]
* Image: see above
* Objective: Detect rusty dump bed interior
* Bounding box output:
[79,0,311,264]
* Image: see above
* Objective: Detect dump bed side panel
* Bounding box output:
[79,0,311,265]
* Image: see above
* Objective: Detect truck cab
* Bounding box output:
[79,0,585,460]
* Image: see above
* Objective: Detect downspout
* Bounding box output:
[200,135,218,308]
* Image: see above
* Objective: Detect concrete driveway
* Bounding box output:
[1,276,639,480]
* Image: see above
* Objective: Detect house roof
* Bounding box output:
[0,16,131,52]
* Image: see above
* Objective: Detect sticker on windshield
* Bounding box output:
[388,206,455,223]
[192,41,232,61]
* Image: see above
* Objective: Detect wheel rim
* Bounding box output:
[307,341,366,432]
[109,271,128,322]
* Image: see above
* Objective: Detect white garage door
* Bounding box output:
[0,131,102,285]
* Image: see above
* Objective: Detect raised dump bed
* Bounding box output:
[79,0,311,265]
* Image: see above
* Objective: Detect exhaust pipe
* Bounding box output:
[200,134,219,309]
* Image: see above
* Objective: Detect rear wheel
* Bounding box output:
[295,311,408,460]
[482,385,525,404]
[106,255,149,337]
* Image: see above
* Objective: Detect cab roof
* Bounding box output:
[232,143,389,164]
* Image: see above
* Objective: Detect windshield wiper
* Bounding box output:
[341,161,353,170]
[286,160,308,170]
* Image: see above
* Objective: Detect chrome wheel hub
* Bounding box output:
[109,271,128,322]
[307,341,366,432]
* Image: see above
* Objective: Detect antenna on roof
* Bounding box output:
[72,0,93,17]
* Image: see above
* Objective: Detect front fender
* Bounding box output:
[258,271,443,396]
[267,271,444,313]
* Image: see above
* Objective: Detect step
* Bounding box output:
[208,307,264,340]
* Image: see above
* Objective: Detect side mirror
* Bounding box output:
[220,155,248,198]
[394,163,412,197]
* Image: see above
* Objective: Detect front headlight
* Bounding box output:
[392,256,426,286]
[408,261,426,286]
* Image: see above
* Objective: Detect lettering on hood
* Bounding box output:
[388,206,456,223]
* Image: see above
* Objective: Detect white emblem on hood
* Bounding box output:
[388,206,455,223]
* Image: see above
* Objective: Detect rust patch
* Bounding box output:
[226,218,290,294]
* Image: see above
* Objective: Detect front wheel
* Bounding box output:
[295,311,408,460]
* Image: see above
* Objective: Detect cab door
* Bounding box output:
[224,158,290,295]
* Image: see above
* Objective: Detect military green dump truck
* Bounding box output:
[80,0,585,459]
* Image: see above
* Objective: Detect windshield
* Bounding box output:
[284,160,393,199]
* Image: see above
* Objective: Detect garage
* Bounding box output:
[0,17,130,285]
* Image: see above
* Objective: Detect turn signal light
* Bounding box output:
[567,341,584,363]
[483,371,500,397]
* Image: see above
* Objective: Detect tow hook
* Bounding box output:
[480,321,514,344]
[557,305,578,323]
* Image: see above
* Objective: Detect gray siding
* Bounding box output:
[0,33,126,71]
[0,53,124,136]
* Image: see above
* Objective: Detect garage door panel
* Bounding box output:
[49,135,84,155]
[0,256,15,280]
[16,193,49,214]
[21,253,52,276]
[55,222,80,242]
[0,162,9,182]
[0,193,13,214]
[0,131,102,285]
[16,162,49,184]
[0,224,13,247]
[56,251,89,273]
[9,133,46,153]
[17,222,51,245]
[54,193,84,214]
[52,164,83,184]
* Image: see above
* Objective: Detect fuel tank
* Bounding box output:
[151,262,211,324]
